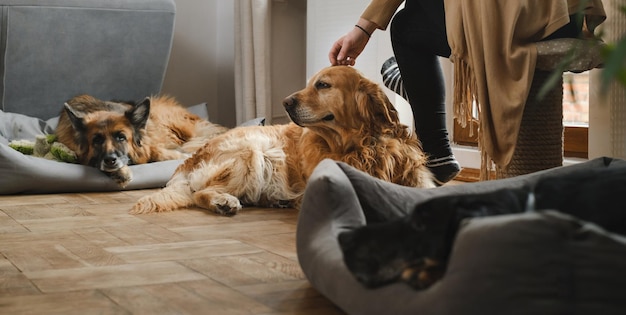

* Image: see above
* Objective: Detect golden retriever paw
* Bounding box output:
[272,200,294,208]
[108,166,133,188]
[208,194,242,216]
[129,199,156,215]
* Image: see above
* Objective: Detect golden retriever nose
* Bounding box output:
[282,95,297,108]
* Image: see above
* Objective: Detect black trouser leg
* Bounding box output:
[390,0,459,184]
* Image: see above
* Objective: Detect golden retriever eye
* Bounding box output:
[315,81,331,89]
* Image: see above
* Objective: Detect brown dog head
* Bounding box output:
[62,96,151,172]
[338,188,528,289]
[337,214,434,289]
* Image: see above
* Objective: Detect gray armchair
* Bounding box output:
[0,0,179,194]
[0,0,176,120]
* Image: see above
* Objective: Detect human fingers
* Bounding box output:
[335,44,356,66]
[337,56,356,66]
[328,40,343,65]
[330,35,358,65]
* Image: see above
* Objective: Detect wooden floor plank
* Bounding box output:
[57,239,128,267]
[97,223,189,246]
[235,280,340,313]
[72,227,134,248]
[237,232,298,261]
[4,246,82,272]
[25,261,207,293]
[0,291,128,315]
[171,220,296,240]
[105,239,263,263]
[0,194,75,207]
[0,256,40,296]
[154,280,273,314]
[181,252,303,288]
[100,286,186,314]
[1,203,90,220]
[17,214,146,232]
[0,210,28,234]
[0,190,347,314]
[0,230,84,250]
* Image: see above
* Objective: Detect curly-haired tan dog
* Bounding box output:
[131,66,435,215]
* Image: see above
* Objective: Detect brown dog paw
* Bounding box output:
[108,166,133,187]
[401,258,445,290]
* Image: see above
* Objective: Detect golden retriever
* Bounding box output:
[130,66,435,215]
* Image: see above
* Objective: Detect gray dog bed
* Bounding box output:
[0,106,264,195]
[297,157,626,315]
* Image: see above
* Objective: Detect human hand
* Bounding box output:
[328,27,371,66]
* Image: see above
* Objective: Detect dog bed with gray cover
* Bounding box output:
[297,157,626,315]
[0,104,264,195]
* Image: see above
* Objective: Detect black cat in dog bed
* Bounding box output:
[338,167,626,290]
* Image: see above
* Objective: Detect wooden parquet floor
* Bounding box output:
[0,189,346,315]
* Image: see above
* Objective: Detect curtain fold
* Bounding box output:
[605,0,626,158]
[234,0,272,125]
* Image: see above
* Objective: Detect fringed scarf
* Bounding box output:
[444,0,605,180]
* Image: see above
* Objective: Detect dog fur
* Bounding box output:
[55,94,228,187]
[130,66,435,215]
[338,166,626,290]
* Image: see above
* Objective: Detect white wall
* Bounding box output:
[306,1,486,168]
[160,1,234,126]
[270,0,308,124]
[161,0,306,127]
[306,0,414,130]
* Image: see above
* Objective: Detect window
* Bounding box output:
[453,71,589,158]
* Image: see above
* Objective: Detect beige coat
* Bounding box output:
[361,0,605,173]
[445,0,605,173]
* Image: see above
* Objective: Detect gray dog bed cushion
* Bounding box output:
[0,104,265,195]
[297,157,626,315]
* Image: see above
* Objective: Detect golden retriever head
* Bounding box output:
[282,66,407,138]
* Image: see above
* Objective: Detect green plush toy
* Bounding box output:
[8,139,35,155]
[9,134,78,164]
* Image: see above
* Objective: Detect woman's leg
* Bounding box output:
[543,14,583,41]
[390,0,459,185]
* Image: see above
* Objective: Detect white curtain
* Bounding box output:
[604,0,626,158]
[589,0,626,159]
[234,0,272,125]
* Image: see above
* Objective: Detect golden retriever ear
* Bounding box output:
[356,78,400,127]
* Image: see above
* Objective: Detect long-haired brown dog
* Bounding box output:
[55,94,227,187]
[130,66,435,215]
